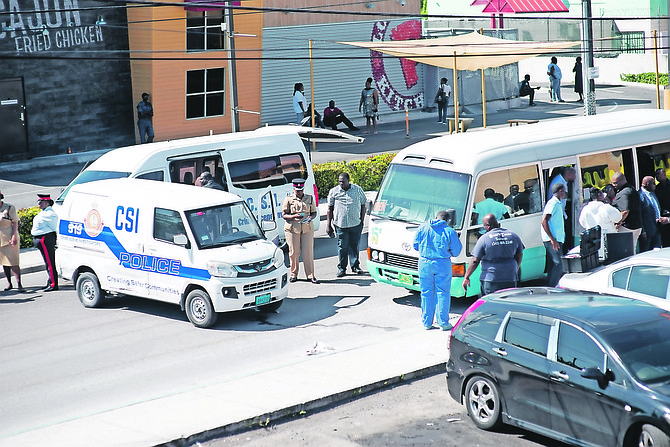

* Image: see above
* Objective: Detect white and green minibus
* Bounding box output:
[366,108,670,297]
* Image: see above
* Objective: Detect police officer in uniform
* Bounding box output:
[282,179,318,284]
[31,194,59,291]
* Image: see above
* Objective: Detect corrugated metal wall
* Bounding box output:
[261,18,425,126]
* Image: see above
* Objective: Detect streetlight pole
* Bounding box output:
[225,3,240,132]
[582,0,596,115]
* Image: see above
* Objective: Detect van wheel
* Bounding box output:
[259,299,282,312]
[77,272,105,308]
[465,375,503,430]
[185,289,217,328]
[640,424,670,447]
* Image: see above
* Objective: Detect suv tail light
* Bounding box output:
[448,298,486,349]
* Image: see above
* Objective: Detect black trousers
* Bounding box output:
[34,232,58,288]
[323,113,355,130]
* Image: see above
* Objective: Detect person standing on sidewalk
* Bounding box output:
[326,173,367,278]
[293,83,307,124]
[573,57,584,102]
[547,56,564,103]
[462,214,524,296]
[136,93,154,144]
[0,191,24,292]
[359,77,379,134]
[283,179,318,284]
[31,194,59,291]
[541,183,566,287]
[413,210,462,330]
[434,77,451,123]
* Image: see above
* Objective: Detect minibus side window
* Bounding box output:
[228,153,307,190]
[636,142,670,188]
[136,171,164,181]
[154,208,187,244]
[467,165,540,255]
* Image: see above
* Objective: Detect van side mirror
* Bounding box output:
[261,220,276,232]
[581,367,614,389]
[173,233,189,247]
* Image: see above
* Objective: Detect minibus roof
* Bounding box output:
[84,126,360,173]
[67,178,243,210]
[393,109,670,174]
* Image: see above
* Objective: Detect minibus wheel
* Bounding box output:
[77,272,104,308]
[185,289,218,328]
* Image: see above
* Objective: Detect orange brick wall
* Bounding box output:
[128,0,263,143]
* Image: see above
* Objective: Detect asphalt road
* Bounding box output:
[201,372,569,447]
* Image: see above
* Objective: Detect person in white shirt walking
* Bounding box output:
[31,194,59,291]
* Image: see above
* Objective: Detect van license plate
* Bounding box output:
[255,293,271,306]
[398,273,413,286]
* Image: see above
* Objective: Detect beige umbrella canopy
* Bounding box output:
[339,31,580,130]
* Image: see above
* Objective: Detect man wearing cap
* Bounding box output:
[282,178,318,284]
[31,194,59,291]
[326,173,367,277]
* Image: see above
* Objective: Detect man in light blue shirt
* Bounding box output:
[31,194,59,291]
[547,56,564,102]
[473,188,510,225]
[541,183,566,286]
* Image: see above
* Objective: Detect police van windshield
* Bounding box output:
[185,202,264,249]
[372,164,470,230]
[57,170,130,203]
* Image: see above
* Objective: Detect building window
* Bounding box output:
[186,10,224,52]
[186,68,225,119]
[615,31,644,54]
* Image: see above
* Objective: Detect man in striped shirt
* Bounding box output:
[326,173,367,278]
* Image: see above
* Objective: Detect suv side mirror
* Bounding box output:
[173,233,189,247]
[261,220,276,232]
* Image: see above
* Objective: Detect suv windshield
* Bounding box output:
[372,164,471,229]
[185,202,264,249]
[603,315,670,384]
[57,170,130,203]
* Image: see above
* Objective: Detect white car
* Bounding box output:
[558,248,670,309]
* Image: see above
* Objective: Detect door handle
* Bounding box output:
[492,347,507,356]
[551,370,569,381]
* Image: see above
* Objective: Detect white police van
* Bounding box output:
[57,178,288,328]
[57,126,363,246]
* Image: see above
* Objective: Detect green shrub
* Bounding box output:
[313,152,395,201]
[17,206,39,249]
[620,72,668,86]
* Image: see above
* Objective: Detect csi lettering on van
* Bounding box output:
[119,252,181,275]
[115,206,139,233]
[246,195,286,220]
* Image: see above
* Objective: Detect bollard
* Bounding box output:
[405,109,409,138]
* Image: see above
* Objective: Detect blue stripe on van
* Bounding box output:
[59,220,211,281]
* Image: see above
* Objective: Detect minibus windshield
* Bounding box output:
[185,202,265,249]
[372,164,470,230]
[57,170,130,203]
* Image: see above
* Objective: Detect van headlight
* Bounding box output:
[272,248,285,269]
[207,261,238,278]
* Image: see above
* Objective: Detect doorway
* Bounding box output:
[0,77,29,161]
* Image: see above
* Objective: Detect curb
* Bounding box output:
[157,362,446,447]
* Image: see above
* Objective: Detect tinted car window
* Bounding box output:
[628,266,670,299]
[557,323,604,370]
[228,153,307,190]
[611,267,630,289]
[154,208,186,244]
[504,317,551,356]
[461,309,506,340]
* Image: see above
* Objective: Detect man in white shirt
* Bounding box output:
[579,187,621,259]
[31,194,59,291]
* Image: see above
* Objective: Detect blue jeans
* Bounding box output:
[544,240,564,287]
[481,280,517,296]
[138,119,154,143]
[335,223,363,272]
[550,79,562,101]
[418,257,452,328]
[437,99,448,122]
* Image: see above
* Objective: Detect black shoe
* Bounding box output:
[336,270,345,278]
[4,285,12,291]
[310,277,319,284]
[529,102,536,106]
[44,286,59,292]
[17,287,26,293]
[289,276,297,283]
[351,267,364,274]
[349,126,359,131]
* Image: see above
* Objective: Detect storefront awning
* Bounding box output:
[480,0,568,13]
[338,31,579,71]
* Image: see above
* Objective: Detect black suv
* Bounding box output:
[447,287,670,447]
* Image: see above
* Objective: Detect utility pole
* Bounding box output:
[582,0,596,115]
[225,2,240,132]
